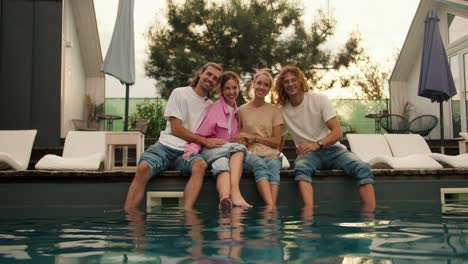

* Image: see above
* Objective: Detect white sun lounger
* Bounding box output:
[35,131,106,171]
[460,132,468,141]
[384,134,468,169]
[0,130,37,171]
[347,134,442,169]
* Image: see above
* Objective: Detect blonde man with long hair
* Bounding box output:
[273,65,376,211]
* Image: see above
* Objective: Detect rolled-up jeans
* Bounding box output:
[294,145,374,186]
[201,142,248,177]
[243,153,282,185]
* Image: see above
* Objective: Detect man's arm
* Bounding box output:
[169,117,225,148]
[296,116,343,155]
[321,116,343,146]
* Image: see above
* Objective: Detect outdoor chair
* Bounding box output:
[340,121,356,137]
[0,130,37,171]
[129,119,149,134]
[384,133,468,169]
[347,134,442,169]
[72,119,98,131]
[380,114,410,134]
[409,115,438,137]
[460,132,468,154]
[35,131,106,171]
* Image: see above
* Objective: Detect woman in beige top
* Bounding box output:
[235,69,284,206]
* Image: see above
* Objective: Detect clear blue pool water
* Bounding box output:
[0,202,467,263]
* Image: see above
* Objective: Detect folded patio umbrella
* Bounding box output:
[102,0,135,131]
[417,10,457,154]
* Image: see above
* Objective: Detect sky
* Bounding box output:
[94,0,420,98]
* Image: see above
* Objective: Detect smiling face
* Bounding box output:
[252,73,272,100]
[282,71,302,97]
[219,71,241,106]
[222,79,240,107]
[198,65,222,95]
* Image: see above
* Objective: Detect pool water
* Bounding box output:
[0,202,467,263]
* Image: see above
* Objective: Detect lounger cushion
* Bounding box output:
[430,153,468,169]
[0,130,37,171]
[347,134,442,169]
[385,133,467,169]
[368,154,442,169]
[35,152,105,171]
[35,131,106,171]
[384,134,432,156]
[347,134,393,162]
[460,132,468,141]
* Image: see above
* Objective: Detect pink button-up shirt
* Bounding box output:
[185,97,239,153]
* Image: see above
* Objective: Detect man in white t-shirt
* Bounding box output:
[273,65,376,211]
[125,62,226,211]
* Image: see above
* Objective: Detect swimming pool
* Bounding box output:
[1,201,467,263]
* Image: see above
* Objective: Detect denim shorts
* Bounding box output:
[139,142,205,178]
[243,153,282,185]
[201,142,247,176]
[294,145,374,186]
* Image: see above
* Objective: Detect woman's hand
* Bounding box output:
[235,132,256,144]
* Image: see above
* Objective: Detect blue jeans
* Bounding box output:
[200,143,248,176]
[294,145,374,186]
[243,153,282,185]
[139,142,205,178]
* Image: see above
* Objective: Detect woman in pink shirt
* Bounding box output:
[184,71,251,210]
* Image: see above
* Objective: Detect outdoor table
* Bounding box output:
[365,113,388,133]
[97,114,123,131]
[105,131,145,171]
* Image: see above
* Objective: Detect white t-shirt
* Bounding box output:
[158,86,212,150]
[226,104,234,137]
[281,92,345,148]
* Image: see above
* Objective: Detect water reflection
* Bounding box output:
[0,204,467,263]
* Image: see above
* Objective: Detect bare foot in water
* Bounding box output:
[231,194,252,208]
[219,197,232,211]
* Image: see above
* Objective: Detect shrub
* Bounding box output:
[129,98,166,138]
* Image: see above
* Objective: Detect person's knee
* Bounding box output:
[294,156,317,171]
[294,160,316,180]
[135,162,152,183]
[192,158,208,173]
[234,151,245,159]
[352,162,374,185]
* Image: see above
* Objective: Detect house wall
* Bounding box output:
[407,53,443,139]
[0,0,62,147]
[61,0,86,137]
[86,78,105,110]
[390,1,466,139]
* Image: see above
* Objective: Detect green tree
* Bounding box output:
[352,56,390,100]
[145,0,363,101]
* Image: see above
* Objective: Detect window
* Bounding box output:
[448,13,468,44]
